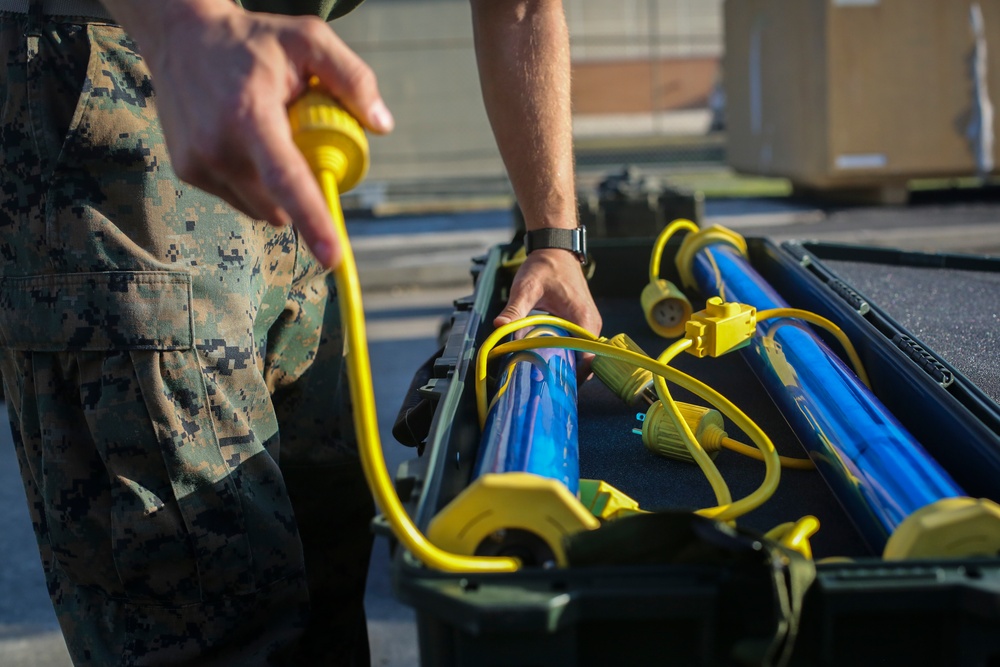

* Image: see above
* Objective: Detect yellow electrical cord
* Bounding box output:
[764,515,820,560]
[654,338,733,508]
[652,339,781,522]
[488,333,783,522]
[649,218,699,283]
[722,437,815,470]
[486,351,552,413]
[476,314,598,428]
[756,308,871,389]
[294,90,519,573]
[318,170,519,573]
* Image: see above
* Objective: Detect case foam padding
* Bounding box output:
[824,260,1000,405]
[578,296,872,559]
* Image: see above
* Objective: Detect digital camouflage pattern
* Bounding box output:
[0,11,373,665]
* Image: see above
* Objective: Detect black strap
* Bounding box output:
[391,346,444,453]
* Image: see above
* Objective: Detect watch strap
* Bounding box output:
[523,226,587,263]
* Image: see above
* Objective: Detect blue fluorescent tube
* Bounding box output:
[475,326,580,495]
[692,245,964,550]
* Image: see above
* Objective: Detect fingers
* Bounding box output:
[153,13,394,268]
[245,102,343,267]
[496,251,602,384]
[494,250,603,337]
[493,255,546,328]
[250,18,393,266]
[295,19,394,135]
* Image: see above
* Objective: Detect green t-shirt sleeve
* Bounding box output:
[235,0,365,20]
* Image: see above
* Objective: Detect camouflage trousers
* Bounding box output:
[0,11,374,666]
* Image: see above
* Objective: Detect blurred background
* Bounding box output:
[336,0,1000,216]
[5,1,1000,665]
[337,0,736,211]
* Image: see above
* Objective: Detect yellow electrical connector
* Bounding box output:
[643,219,698,338]
[883,497,1000,560]
[578,479,646,521]
[641,400,726,463]
[685,296,757,358]
[641,279,693,339]
[291,84,520,573]
[591,333,656,406]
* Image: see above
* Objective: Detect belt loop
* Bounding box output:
[26,0,44,36]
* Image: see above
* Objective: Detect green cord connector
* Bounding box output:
[592,333,657,407]
[640,400,727,463]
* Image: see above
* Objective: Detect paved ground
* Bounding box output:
[2,191,999,666]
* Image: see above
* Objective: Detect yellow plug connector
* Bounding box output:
[641,279,693,339]
[640,400,727,463]
[592,333,657,406]
[289,81,369,196]
[685,297,756,358]
[290,84,522,573]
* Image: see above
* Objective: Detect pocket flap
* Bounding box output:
[0,272,193,351]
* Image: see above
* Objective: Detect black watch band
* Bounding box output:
[523,226,587,264]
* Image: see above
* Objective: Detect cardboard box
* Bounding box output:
[724,0,1000,196]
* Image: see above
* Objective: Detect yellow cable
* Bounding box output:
[649,218,699,283]
[486,352,551,413]
[756,308,871,389]
[320,170,518,573]
[722,437,815,470]
[476,314,598,428]
[488,334,782,522]
[674,225,749,291]
[653,339,733,508]
[764,515,820,560]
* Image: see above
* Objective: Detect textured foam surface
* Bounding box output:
[578,297,872,559]
[823,259,1000,405]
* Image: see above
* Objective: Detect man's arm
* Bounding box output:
[100,0,394,268]
[470,0,602,337]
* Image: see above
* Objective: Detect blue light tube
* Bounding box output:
[692,245,964,550]
[474,326,580,495]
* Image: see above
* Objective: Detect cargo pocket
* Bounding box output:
[0,271,264,605]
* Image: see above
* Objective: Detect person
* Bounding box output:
[0,0,601,664]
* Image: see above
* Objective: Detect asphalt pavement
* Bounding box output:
[2,193,1000,666]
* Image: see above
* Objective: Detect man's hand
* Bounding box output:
[494,248,602,341]
[101,0,394,268]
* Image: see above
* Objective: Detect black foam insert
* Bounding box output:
[822,259,1000,405]
[578,296,872,559]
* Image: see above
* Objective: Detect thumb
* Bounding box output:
[493,303,527,328]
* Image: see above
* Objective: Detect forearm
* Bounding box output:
[473,1,600,337]
[470,0,577,232]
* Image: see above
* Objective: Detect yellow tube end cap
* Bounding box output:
[427,473,600,567]
[884,497,1000,560]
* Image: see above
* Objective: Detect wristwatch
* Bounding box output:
[523,226,587,264]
